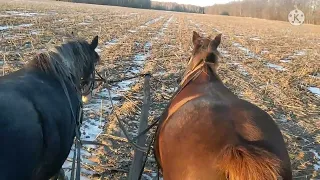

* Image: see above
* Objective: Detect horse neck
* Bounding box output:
[28,53,81,92]
[181,62,220,87]
[202,63,221,82]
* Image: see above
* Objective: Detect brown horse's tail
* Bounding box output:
[218,145,282,180]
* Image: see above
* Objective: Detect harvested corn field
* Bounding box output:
[0,0,319,179]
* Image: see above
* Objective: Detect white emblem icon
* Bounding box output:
[288,6,305,26]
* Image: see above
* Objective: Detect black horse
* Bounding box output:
[0,36,100,180]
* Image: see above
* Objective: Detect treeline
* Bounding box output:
[205,0,320,25]
[56,0,204,13]
[57,0,151,9]
[151,1,204,13]
[56,0,320,24]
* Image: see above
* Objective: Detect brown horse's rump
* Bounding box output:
[154,32,292,180]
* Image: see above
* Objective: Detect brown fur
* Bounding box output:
[218,145,281,180]
[154,31,292,180]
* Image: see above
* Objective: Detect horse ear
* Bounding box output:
[90,36,99,50]
[192,31,200,46]
[210,34,222,50]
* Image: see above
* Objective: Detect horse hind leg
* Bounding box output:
[50,169,66,180]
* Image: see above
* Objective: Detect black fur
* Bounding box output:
[0,36,99,180]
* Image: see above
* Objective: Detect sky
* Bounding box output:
[153,0,233,7]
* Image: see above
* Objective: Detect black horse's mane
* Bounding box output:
[27,40,94,90]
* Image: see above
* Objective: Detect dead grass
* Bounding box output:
[0,0,319,179]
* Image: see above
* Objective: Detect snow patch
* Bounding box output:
[235,34,244,38]
[105,39,119,47]
[228,62,249,76]
[309,73,320,79]
[294,50,307,56]
[17,24,33,28]
[95,48,102,54]
[250,37,261,41]
[307,87,320,97]
[30,30,41,35]
[0,26,10,31]
[218,47,229,57]
[142,174,153,180]
[154,16,174,40]
[279,50,307,63]
[260,49,269,55]
[63,97,108,178]
[233,43,256,59]
[280,57,292,63]
[213,28,222,33]
[0,24,33,31]
[0,14,10,17]
[78,22,91,25]
[163,16,174,28]
[134,52,150,66]
[266,63,286,71]
[277,114,288,123]
[81,118,104,142]
[5,11,40,17]
[58,18,68,22]
[145,16,164,26]
[310,149,320,171]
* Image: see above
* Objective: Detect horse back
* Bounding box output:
[0,68,78,179]
[0,87,44,179]
[156,93,292,179]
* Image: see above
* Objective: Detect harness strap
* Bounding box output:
[105,77,148,153]
[179,60,204,87]
[70,141,76,180]
[137,129,157,180]
[132,116,160,141]
[76,137,81,179]
[58,77,83,180]
[69,107,83,180]
[135,72,205,179]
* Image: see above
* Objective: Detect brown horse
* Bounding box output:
[154,31,292,180]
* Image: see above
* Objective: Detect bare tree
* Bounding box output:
[205,0,320,25]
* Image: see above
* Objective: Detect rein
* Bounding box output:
[134,61,208,140]
[57,75,83,180]
[81,70,105,96]
[65,67,100,180]
[70,60,209,179]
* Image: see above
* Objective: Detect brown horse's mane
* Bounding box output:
[181,40,221,88]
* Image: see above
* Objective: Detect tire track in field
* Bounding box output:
[138,15,181,180]
[103,15,164,49]
[105,15,176,180]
